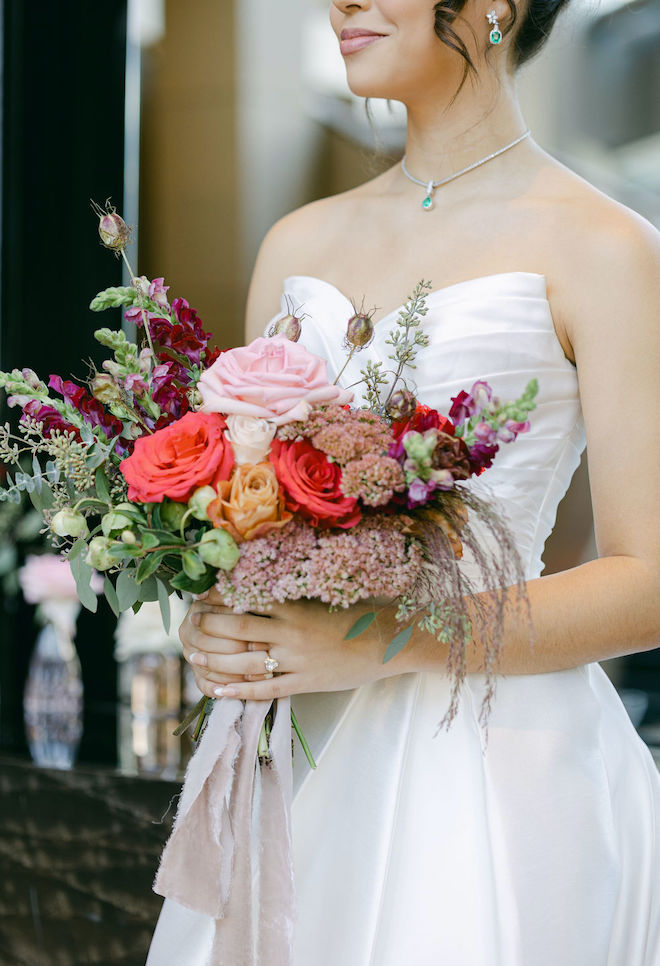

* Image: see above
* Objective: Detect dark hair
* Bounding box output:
[433,0,570,101]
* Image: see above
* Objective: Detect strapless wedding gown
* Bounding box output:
[147,271,660,966]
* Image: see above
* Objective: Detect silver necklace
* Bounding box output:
[401,129,531,211]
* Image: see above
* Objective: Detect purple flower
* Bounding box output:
[448,390,474,426]
[124,372,148,395]
[469,380,493,411]
[497,420,530,444]
[473,420,498,445]
[48,374,123,439]
[449,381,494,426]
[468,441,499,474]
[124,305,146,325]
[21,401,80,439]
[149,277,170,308]
[407,477,436,508]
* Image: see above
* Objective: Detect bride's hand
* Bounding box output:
[179,588,416,701]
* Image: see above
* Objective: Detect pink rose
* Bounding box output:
[197,335,353,426]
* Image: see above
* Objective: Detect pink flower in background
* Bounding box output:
[198,336,353,426]
[18,554,102,603]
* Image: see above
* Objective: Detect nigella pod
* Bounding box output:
[345,312,374,349]
[268,313,302,342]
[387,388,417,421]
[91,199,130,252]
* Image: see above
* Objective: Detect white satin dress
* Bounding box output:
[147,271,660,966]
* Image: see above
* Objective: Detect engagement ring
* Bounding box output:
[264,654,279,673]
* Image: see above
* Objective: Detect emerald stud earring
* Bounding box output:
[486,10,502,44]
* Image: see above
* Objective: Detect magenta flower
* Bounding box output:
[468,441,499,474]
[149,277,170,308]
[21,401,80,439]
[448,390,473,426]
[473,420,498,445]
[407,477,436,508]
[48,375,123,439]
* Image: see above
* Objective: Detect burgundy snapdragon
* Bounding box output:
[20,400,80,439]
[48,375,123,439]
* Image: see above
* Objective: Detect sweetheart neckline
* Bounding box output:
[283,271,549,326]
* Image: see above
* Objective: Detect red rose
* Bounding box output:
[120,411,234,503]
[269,438,361,529]
[391,404,454,441]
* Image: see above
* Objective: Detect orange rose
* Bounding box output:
[207,462,292,542]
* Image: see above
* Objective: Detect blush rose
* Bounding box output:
[120,411,234,503]
[197,335,353,425]
[270,438,361,529]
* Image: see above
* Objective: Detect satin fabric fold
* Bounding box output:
[152,697,294,965]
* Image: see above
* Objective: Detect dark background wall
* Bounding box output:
[0,0,129,763]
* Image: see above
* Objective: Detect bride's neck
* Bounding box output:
[402,79,529,184]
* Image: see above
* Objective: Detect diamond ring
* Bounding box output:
[264,654,279,673]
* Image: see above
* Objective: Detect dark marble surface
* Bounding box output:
[0,755,180,966]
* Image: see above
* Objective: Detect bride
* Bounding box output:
[148,0,660,963]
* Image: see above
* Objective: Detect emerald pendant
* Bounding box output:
[422,195,433,210]
[489,28,502,43]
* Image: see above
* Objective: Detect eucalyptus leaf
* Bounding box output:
[138,575,160,602]
[157,578,171,635]
[68,538,88,562]
[31,455,43,493]
[116,569,140,610]
[94,466,111,503]
[104,575,120,618]
[45,461,60,483]
[383,624,413,663]
[28,487,43,513]
[70,553,98,613]
[344,611,377,641]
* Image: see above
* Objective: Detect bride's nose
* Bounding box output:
[332,0,371,12]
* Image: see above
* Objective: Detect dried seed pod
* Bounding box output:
[345,312,374,349]
[91,199,131,251]
[269,313,302,342]
[387,388,417,421]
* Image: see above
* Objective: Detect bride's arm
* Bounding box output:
[180,209,660,697]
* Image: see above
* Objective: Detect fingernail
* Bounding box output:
[197,590,209,600]
[214,686,239,697]
[189,652,207,666]
[191,612,201,626]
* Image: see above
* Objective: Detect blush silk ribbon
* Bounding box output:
[153,696,295,965]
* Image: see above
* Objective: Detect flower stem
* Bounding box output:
[333,346,356,386]
[290,706,317,769]
[120,249,156,359]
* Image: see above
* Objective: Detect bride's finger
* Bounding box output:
[184,637,249,664]
[195,649,283,678]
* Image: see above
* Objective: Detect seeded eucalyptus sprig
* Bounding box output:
[381,280,432,410]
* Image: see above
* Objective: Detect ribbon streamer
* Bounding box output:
[154,697,295,965]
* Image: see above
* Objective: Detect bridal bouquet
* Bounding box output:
[0,202,537,743]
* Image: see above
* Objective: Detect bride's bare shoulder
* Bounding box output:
[536,158,660,355]
[244,182,381,342]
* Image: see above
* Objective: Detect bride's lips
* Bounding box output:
[339,28,387,57]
